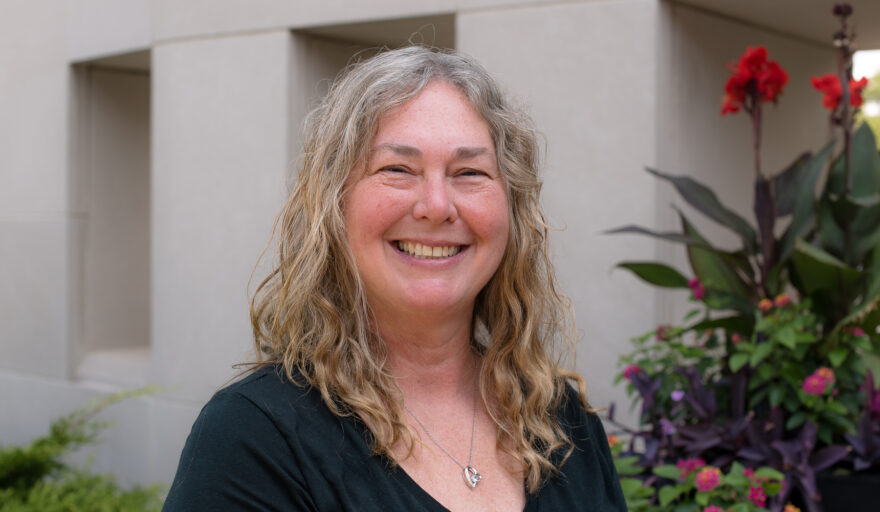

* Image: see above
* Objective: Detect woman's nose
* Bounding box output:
[412,173,458,223]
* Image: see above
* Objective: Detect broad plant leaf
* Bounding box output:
[791,239,861,295]
[606,224,757,284]
[647,167,758,253]
[816,196,846,256]
[773,152,813,217]
[825,123,880,198]
[615,262,690,288]
[776,140,835,263]
[686,315,752,335]
[850,122,880,197]
[680,213,753,307]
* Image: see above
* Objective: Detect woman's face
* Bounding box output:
[344,80,510,322]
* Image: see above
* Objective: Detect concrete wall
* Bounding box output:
[0,0,845,489]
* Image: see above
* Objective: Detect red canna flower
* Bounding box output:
[721,46,788,115]
[850,76,869,107]
[812,74,842,109]
[812,74,869,109]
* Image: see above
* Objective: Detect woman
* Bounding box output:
[163,46,625,511]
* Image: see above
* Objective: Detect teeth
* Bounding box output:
[397,241,462,259]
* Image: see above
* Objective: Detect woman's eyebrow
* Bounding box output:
[371,143,421,157]
[370,144,491,160]
[453,147,490,160]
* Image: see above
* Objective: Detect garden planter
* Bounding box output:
[816,470,880,512]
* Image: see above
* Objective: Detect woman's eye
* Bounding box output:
[459,169,487,177]
[382,166,409,174]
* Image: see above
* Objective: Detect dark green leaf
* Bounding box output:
[777,140,835,263]
[648,167,758,252]
[770,385,786,407]
[774,152,813,217]
[615,262,690,288]
[785,412,807,430]
[850,122,880,198]
[604,225,707,246]
[681,213,753,305]
[686,315,752,335]
[791,239,862,294]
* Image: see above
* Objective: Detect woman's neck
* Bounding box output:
[375,309,477,399]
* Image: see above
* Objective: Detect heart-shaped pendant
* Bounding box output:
[463,465,482,488]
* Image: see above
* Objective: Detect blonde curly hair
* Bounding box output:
[249,46,586,493]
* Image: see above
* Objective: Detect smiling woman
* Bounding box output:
[162,46,626,512]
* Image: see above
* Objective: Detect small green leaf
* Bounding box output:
[619,478,645,494]
[729,353,750,372]
[653,465,681,480]
[750,342,773,367]
[829,347,849,367]
[776,326,797,349]
[786,412,807,430]
[754,467,785,480]
[770,385,785,407]
[659,485,683,506]
[695,492,709,506]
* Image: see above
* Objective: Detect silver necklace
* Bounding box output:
[403,366,482,489]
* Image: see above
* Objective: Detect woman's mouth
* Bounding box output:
[396,241,463,259]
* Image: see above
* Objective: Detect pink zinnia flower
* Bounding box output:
[743,468,755,479]
[749,486,767,507]
[758,298,773,312]
[676,458,706,478]
[703,506,723,512]
[623,364,642,380]
[695,466,721,491]
[731,333,742,344]
[774,293,791,307]
[688,278,706,300]
[853,327,866,337]
[803,375,827,395]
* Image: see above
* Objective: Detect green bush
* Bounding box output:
[0,390,164,512]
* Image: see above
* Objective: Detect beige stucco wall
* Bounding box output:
[0,0,846,488]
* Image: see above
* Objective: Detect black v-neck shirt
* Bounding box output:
[163,366,626,511]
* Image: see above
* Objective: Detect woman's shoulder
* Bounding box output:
[200,365,333,434]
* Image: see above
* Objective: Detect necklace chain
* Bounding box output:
[403,361,482,489]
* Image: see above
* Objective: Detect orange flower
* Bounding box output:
[774,293,791,307]
[784,505,802,512]
[607,435,620,448]
[758,298,773,312]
